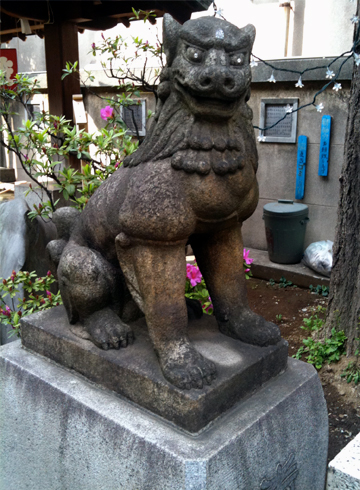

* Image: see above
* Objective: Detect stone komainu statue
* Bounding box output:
[47,14,281,390]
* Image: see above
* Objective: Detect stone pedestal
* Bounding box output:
[327,431,360,489]
[20,306,288,432]
[0,341,328,490]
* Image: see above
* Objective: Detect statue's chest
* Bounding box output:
[182,164,258,222]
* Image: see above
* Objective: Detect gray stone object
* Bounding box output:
[46,13,283,391]
[21,306,288,432]
[0,198,56,345]
[0,341,328,490]
[327,431,360,489]
[0,167,15,182]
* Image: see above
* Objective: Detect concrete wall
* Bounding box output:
[243,78,350,250]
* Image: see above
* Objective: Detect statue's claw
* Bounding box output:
[158,339,217,390]
[83,308,134,350]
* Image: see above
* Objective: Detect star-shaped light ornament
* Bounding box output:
[354,52,360,66]
[285,104,293,114]
[295,76,304,88]
[333,83,342,92]
[257,135,266,142]
[326,68,335,79]
[351,15,359,24]
[267,71,276,83]
[316,103,324,113]
[215,7,224,18]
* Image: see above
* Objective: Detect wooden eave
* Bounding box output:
[0,0,213,43]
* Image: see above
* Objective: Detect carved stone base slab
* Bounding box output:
[21,306,288,432]
[0,342,328,490]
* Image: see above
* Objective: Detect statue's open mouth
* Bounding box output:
[174,80,238,117]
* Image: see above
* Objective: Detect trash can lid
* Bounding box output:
[263,200,309,217]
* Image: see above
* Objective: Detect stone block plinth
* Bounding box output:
[0,341,328,490]
[21,306,288,433]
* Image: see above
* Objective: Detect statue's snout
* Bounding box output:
[196,67,239,98]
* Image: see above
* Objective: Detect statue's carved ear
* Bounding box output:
[242,24,256,51]
[163,14,182,65]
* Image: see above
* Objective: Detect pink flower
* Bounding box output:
[243,248,253,273]
[47,270,51,277]
[46,290,52,298]
[3,306,11,317]
[243,248,253,265]
[100,106,114,121]
[91,43,96,50]
[186,263,202,287]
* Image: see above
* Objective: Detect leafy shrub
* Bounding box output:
[295,328,347,369]
[0,270,62,337]
[341,361,360,385]
[309,284,329,297]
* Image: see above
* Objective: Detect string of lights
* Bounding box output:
[212,0,360,135]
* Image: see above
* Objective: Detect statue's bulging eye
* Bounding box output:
[230,53,245,67]
[186,46,204,63]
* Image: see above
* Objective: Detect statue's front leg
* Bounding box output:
[116,235,216,390]
[191,224,281,346]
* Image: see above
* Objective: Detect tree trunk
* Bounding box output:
[326,0,360,355]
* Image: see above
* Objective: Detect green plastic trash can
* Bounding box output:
[263,200,309,264]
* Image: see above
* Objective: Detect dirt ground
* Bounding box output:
[246,277,360,464]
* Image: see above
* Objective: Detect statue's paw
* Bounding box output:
[219,310,281,347]
[84,308,134,350]
[159,341,217,390]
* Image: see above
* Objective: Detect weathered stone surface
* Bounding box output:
[0,342,328,490]
[21,306,288,433]
[46,14,284,392]
[327,431,360,489]
[249,248,330,287]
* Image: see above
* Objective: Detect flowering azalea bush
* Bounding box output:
[185,249,253,315]
[0,9,161,218]
[0,270,62,337]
